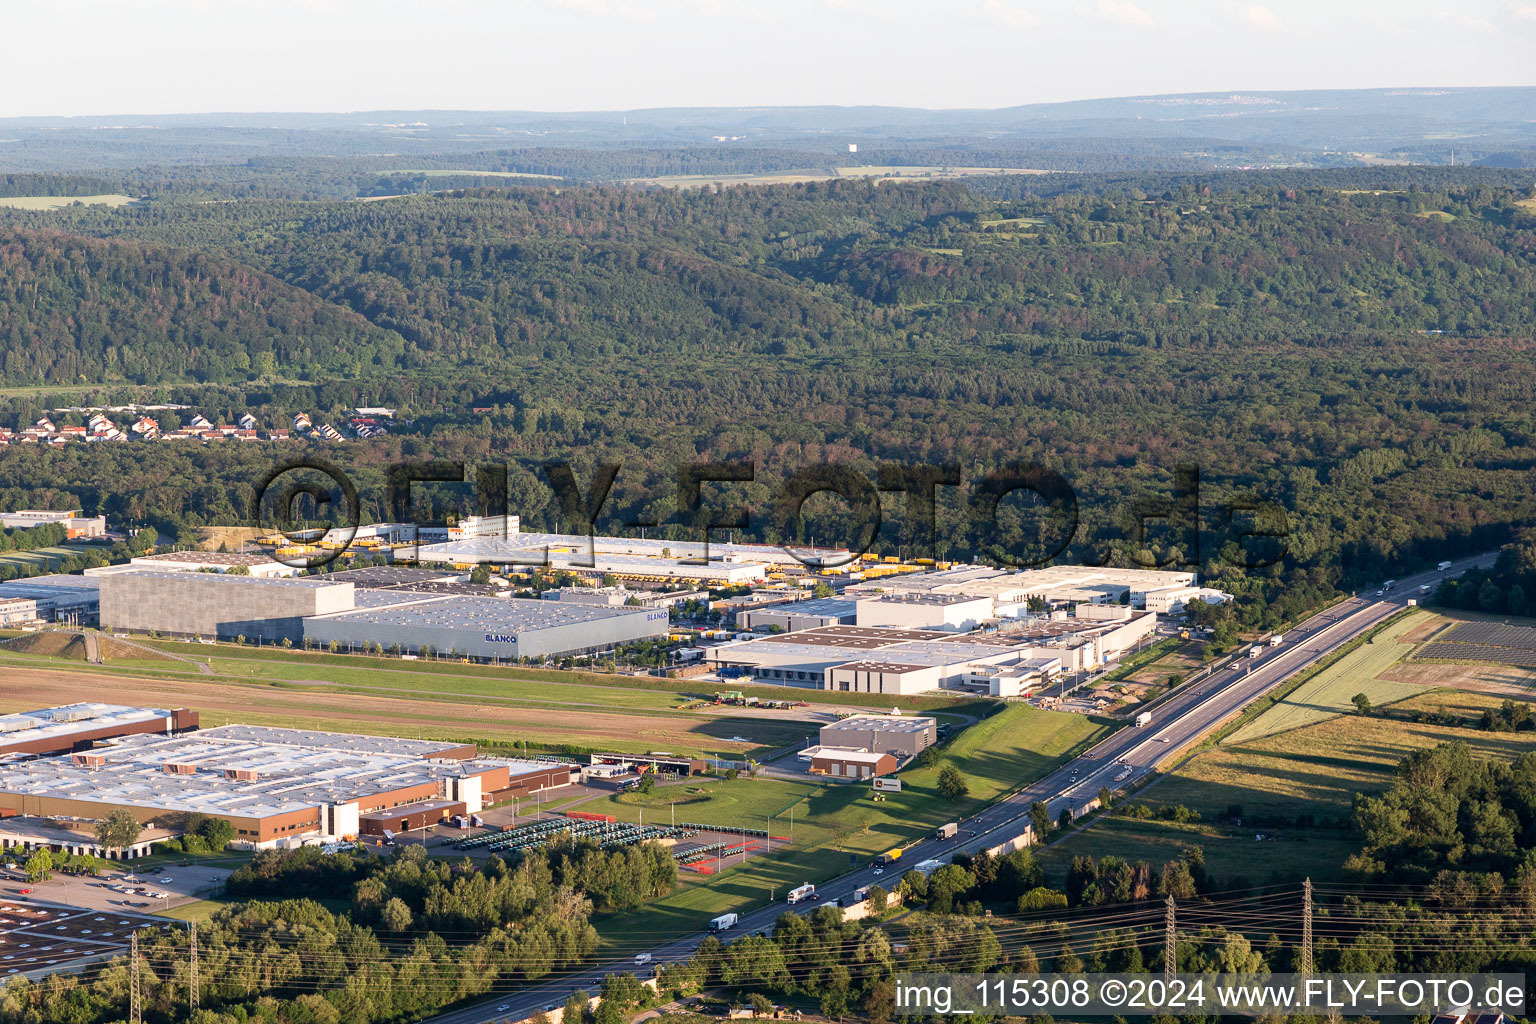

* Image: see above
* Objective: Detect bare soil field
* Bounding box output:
[0,666,807,756]
[1380,660,1536,697]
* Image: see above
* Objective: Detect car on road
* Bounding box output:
[16,888,31,895]
[160,877,173,884]
[872,868,884,876]
[634,953,652,966]
[497,1005,510,1012]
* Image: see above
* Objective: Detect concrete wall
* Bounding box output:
[100,573,353,643]
[302,606,670,660]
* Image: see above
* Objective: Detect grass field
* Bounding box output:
[582,704,1112,938]
[1038,687,1536,887]
[0,194,137,210]
[1227,610,1430,742]
[132,638,971,713]
[0,546,90,571]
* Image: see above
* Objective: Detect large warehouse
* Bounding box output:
[302,594,670,660]
[0,574,102,626]
[0,703,198,758]
[412,528,851,568]
[710,611,1156,695]
[99,571,355,643]
[819,715,937,758]
[94,569,669,659]
[0,724,578,853]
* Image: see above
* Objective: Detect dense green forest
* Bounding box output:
[1,173,1535,622]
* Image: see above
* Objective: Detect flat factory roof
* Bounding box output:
[133,550,282,567]
[0,726,567,820]
[0,704,178,744]
[823,715,936,734]
[109,570,349,591]
[0,574,101,596]
[319,567,467,588]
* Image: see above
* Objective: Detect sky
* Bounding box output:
[3,0,1534,117]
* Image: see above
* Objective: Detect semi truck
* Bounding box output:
[1135,711,1152,727]
[1438,560,1453,570]
[787,884,815,904]
[936,822,958,841]
[913,859,945,876]
[878,846,906,865]
[1248,647,1261,659]
[1269,634,1284,646]
[710,913,739,932]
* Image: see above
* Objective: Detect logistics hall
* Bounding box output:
[0,723,579,853]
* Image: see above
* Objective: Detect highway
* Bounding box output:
[428,553,1494,1024]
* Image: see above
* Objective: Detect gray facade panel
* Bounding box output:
[99,573,353,644]
[302,606,669,659]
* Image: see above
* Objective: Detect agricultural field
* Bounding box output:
[1227,610,1431,742]
[0,194,137,210]
[1038,687,1536,887]
[0,659,815,759]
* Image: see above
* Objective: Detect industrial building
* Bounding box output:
[411,528,850,570]
[846,564,1199,612]
[0,509,107,539]
[99,571,355,643]
[855,593,992,632]
[302,594,671,660]
[0,574,102,626]
[809,748,897,779]
[416,536,770,585]
[0,704,198,759]
[115,550,304,578]
[818,715,937,758]
[710,611,1156,695]
[0,724,579,853]
[540,586,708,609]
[737,597,856,633]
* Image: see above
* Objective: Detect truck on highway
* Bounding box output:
[1269,634,1284,646]
[1383,580,1396,590]
[1419,584,1432,593]
[1135,711,1152,727]
[787,884,815,904]
[878,846,906,865]
[1248,647,1261,659]
[936,822,958,841]
[710,913,738,932]
[1438,560,1453,571]
[913,859,945,876]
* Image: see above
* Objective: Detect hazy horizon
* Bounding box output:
[4,0,1533,120]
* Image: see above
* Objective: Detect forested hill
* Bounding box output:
[2,175,1536,605]
[6,177,1536,384]
[0,229,405,384]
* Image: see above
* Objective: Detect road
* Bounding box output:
[427,554,1493,1024]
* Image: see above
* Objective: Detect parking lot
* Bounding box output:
[0,898,161,980]
[2,863,233,914]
